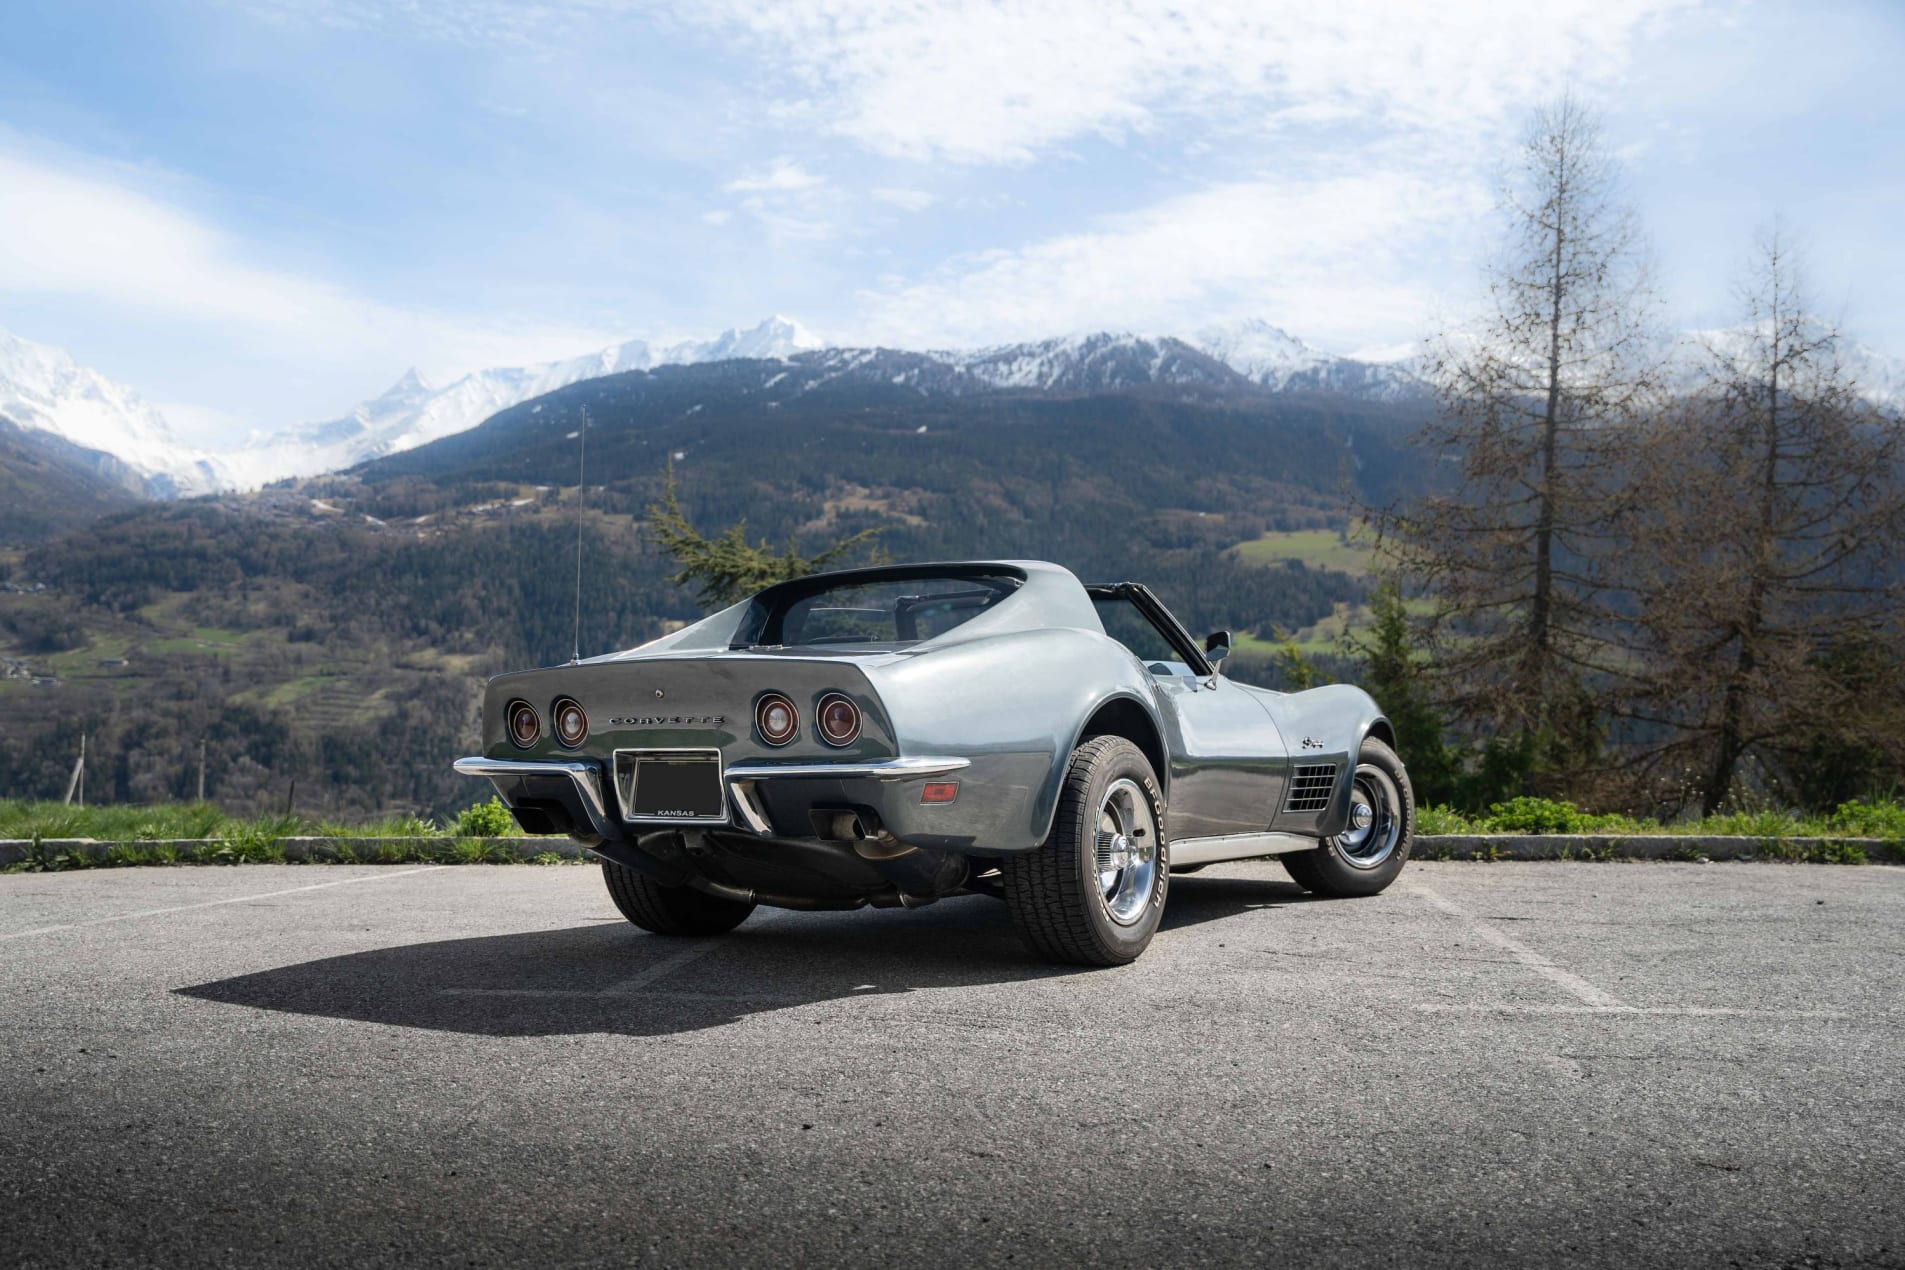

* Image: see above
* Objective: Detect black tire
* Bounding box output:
[1004,736,1169,966]
[1281,737,1414,898]
[602,860,756,936]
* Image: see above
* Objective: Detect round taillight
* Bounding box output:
[506,699,541,748]
[552,697,588,748]
[756,692,798,746]
[816,693,861,747]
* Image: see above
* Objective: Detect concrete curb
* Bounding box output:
[0,836,593,868]
[1,833,1898,868]
[1415,834,1901,864]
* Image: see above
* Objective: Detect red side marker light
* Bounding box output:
[921,783,959,805]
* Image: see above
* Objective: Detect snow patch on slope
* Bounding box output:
[0,328,227,497]
[223,316,824,487]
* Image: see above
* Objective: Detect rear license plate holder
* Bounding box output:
[615,749,727,824]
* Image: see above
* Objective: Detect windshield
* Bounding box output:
[740,570,1023,647]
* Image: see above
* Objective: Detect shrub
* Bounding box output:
[216,812,301,862]
[1417,805,1478,835]
[1484,796,1591,835]
[1830,799,1905,839]
[454,797,517,838]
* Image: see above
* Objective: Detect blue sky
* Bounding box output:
[1,0,1900,443]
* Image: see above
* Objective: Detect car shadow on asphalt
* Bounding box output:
[174,874,1315,1039]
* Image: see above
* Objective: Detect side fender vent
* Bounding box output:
[1285,764,1338,814]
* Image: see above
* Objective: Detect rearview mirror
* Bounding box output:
[1204,629,1232,666]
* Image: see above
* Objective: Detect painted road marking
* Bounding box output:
[1413,1004,1854,1018]
[0,866,449,941]
[440,910,794,1000]
[1408,883,1628,1009]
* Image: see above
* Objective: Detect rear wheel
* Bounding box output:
[1281,737,1414,898]
[1004,736,1168,966]
[602,860,756,935]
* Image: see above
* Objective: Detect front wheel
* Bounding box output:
[1004,736,1168,966]
[1281,737,1414,898]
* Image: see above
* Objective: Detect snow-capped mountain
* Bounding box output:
[0,328,227,497]
[1679,325,1905,410]
[938,322,1427,400]
[222,316,823,487]
[0,316,1434,500]
[941,332,1243,392]
[1188,318,1426,400]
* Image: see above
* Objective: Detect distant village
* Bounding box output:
[1,656,47,685]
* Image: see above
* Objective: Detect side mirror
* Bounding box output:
[1203,629,1232,667]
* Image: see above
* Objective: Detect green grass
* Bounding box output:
[0,800,235,841]
[5,794,1897,874]
[1414,797,1904,842]
[4,836,593,872]
[1232,595,1437,661]
[0,799,541,842]
[1232,524,1372,576]
[258,671,351,708]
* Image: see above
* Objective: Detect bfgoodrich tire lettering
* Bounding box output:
[1004,736,1168,966]
[1281,737,1414,898]
[602,860,756,935]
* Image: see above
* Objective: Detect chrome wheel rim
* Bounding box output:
[1334,763,1402,871]
[1095,777,1159,926]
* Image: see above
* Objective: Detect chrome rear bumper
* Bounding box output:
[452,754,970,838]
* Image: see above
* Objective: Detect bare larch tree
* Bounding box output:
[1621,227,1905,814]
[1383,95,1662,781]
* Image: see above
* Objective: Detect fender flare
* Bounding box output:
[1028,689,1171,845]
[1325,712,1399,835]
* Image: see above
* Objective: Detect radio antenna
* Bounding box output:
[570,406,588,664]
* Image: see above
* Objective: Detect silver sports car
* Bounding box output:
[455,560,1414,965]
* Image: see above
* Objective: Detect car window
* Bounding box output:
[1091,596,1184,668]
[773,577,1018,646]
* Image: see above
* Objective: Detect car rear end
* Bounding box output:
[455,651,981,906]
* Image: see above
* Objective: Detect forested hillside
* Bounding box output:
[0,416,139,543]
[0,371,1418,817]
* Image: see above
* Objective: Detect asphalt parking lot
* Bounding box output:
[2,861,1900,1268]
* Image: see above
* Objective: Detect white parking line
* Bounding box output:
[1407,883,1627,1009]
[1413,1004,1853,1018]
[439,910,796,1000]
[603,936,739,995]
[0,867,448,941]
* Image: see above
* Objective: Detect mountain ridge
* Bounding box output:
[11,314,1897,514]
[0,317,1426,503]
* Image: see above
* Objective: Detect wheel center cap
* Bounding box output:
[1350,802,1374,831]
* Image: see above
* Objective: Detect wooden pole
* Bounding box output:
[63,732,84,806]
[197,738,207,803]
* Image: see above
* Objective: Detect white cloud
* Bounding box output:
[853,172,1481,352]
[723,158,823,193]
[249,1,1692,166]
[0,147,362,331]
[683,0,1693,164]
[872,187,935,212]
[0,144,623,428]
[714,158,841,240]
